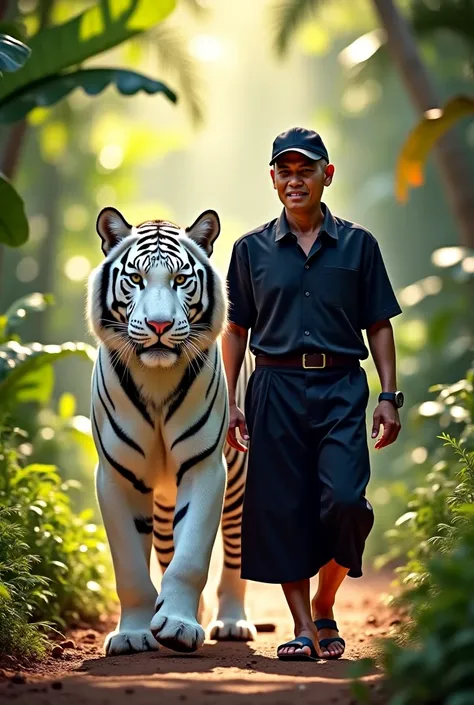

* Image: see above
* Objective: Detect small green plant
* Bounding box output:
[376,367,474,589]
[0,425,114,630]
[0,506,48,660]
[0,294,114,659]
[350,368,474,704]
[381,523,474,705]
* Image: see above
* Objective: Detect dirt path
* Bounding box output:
[0,566,396,705]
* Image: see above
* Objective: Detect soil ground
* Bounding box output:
[0,562,398,705]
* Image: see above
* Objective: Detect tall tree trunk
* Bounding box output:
[372,0,474,249]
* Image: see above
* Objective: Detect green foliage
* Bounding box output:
[0,0,176,105]
[0,294,98,508]
[0,33,31,74]
[0,425,114,632]
[0,292,96,410]
[358,366,474,704]
[376,367,474,588]
[0,294,110,658]
[0,339,95,410]
[271,0,325,56]
[411,0,474,55]
[381,524,474,705]
[0,66,177,124]
[0,174,29,248]
[0,506,48,660]
[0,292,54,340]
[0,0,178,248]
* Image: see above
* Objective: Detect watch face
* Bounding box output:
[395,391,404,408]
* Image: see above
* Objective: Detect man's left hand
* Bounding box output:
[371,401,401,449]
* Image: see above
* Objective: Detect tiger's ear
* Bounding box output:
[185,210,221,258]
[96,207,133,256]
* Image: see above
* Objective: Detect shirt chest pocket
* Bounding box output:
[316,266,359,311]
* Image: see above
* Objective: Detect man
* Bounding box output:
[222,127,403,661]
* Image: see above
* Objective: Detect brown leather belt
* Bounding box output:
[255,352,360,370]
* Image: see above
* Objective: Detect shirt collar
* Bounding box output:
[274,202,338,242]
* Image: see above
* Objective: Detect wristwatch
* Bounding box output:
[378,391,404,409]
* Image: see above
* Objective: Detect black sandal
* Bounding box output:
[314,619,346,661]
[314,619,346,660]
[277,636,318,661]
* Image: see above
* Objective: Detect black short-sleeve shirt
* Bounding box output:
[226,203,402,360]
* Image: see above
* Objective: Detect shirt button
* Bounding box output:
[304,330,310,336]
[304,264,309,270]
[304,291,310,297]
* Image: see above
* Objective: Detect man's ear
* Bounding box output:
[270,167,276,189]
[96,207,133,256]
[324,163,335,187]
[186,210,221,257]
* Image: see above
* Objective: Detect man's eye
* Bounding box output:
[130,273,142,284]
[175,274,187,286]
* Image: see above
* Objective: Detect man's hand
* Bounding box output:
[227,403,249,453]
[371,400,401,449]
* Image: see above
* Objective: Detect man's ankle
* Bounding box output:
[312,596,335,614]
[294,620,316,634]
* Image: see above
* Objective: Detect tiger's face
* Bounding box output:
[87,208,226,369]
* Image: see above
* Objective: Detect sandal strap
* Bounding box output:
[277,636,317,658]
[314,618,338,631]
[319,636,345,649]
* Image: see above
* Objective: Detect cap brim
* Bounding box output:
[270,147,325,165]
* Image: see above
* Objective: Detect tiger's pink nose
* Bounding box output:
[146,319,173,336]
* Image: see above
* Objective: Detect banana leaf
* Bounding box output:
[0,67,177,124]
[0,175,29,247]
[0,341,96,407]
[0,0,176,105]
[396,95,474,202]
[1,293,54,341]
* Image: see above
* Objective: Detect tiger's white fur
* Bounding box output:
[87,207,255,656]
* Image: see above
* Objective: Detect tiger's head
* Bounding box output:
[87,207,226,369]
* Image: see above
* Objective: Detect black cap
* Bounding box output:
[270,127,329,166]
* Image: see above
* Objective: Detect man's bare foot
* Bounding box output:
[277,624,322,658]
[312,601,345,659]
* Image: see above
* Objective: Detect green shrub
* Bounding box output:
[0,506,48,660]
[381,523,474,705]
[376,366,474,589]
[0,424,115,632]
[354,368,474,704]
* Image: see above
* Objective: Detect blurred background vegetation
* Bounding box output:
[0,0,474,693]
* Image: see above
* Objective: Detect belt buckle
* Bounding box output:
[302,353,326,369]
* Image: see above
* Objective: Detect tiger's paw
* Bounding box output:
[104,628,160,656]
[150,612,205,653]
[207,618,257,641]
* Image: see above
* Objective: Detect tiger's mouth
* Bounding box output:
[136,341,180,356]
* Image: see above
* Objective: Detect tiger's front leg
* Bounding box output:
[96,465,159,656]
[150,456,226,652]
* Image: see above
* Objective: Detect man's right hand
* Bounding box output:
[227,403,249,453]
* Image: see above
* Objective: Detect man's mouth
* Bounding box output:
[286,191,307,198]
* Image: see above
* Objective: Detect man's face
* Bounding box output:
[271,152,334,213]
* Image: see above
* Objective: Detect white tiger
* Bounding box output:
[86,206,256,656]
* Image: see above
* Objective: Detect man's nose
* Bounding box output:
[288,174,304,185]
[146,319,174,336]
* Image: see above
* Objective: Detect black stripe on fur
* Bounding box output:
[176,412,227,486]
[92,412,152,494]
[173,503,189,529]
[110,355,155,429]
